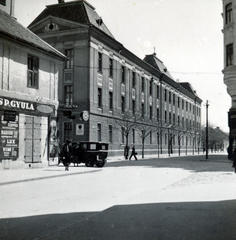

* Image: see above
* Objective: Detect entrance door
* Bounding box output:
[24,116,46,163]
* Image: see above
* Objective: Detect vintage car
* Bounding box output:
[59,141,109,168]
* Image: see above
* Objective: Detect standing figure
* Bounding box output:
[233,148,236,173]
[129,145,137,161]
[62,140,72,171]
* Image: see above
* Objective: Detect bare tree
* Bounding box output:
[113,111,141,159]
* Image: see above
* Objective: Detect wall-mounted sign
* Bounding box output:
[4,110,16,121]
[76,124,84,135]
[0,111,19,159]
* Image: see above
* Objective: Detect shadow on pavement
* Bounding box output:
[106,154,233,173]
[1,200,236,240]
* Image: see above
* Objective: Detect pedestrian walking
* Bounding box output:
[62,140,72,171]
[232,148,236,173]
[129,145,137,161]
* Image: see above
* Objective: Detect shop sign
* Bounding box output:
[0,97,35,111]
[0,111,19,159]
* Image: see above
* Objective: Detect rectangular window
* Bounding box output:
[121,66,125,83]
[157,85,159,99]
[132,129,135,144]
[64,122,72,142]
[141,103,145,118]
[109,125,112,143]
[0,0,6,6]
[157,108,159,121]
[97,124,102,142]
[182,99,184,109]
[182,117,184,128]
[141,77,145,92]
[98,88,102,108]
[165,89,167,102]
[226,44,233,66]
[109,91,113,110]
[173,114,175,125]
[98,52,102,72]
[65,49,73,69]
[169,92,171,104]
[121,96,125,113]
[169,112,171,123]
[226,3,233,24]
[65,85,73,105]
[109,58,113,77]
[173,94,175,106]
[165,111,167,123]
[150,82,152,95]
[150,131,152,144]
[150,106,152,119]
[178,97,180,108]
[121,127,125,144]
[28,55,39,88]
[186,102,188,111]
[132,100,135,115]
[132,71,135,88]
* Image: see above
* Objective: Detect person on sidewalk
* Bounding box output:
[129,145,137,161]
[62,140,72,171]
[232,148,236,173]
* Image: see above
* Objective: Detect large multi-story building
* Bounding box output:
[222,0,236,157]
[0,0,66,169]
[29,0,202,157]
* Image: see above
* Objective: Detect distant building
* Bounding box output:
[222,0,236,157]
[29,0,202,157]
[0,0,66,169]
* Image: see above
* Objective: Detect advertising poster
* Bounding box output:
[48,117,59,159]
[0,111,19,160]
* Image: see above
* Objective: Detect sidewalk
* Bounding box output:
[0,153,228,186]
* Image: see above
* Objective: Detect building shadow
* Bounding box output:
[1,199,236,239]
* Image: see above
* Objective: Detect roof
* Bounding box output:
[179,82,197,95]
[0,9,66,59]
[28,0,114,38]
[143,53,174,79]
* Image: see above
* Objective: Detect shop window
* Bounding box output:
[157,85,159,99]
[65,49,73,69]
[226,44,233,66]
[27,55,39,89]
[226,3,233,24]
[65,85,73,106]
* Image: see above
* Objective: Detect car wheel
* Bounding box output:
[96,160,105,168]
[85,157,94,167]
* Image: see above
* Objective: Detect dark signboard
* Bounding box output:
[4,110,16,121]
[0,111,19,159]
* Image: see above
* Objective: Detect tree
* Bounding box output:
[113,111,141,159]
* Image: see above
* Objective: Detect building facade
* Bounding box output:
[222,0,236,157]
[0,0,66,169]
[29,0,202,157]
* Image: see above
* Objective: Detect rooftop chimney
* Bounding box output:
[58,0,65,3]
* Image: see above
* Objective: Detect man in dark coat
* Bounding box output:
[129,145,137,161]
[62,140,72,171]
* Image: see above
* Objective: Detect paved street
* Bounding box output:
[1,154,236,239]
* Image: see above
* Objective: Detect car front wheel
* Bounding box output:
[85,157,94,167]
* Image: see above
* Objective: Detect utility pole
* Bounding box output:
[206,100,209,159]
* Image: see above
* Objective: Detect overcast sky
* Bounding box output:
[15,0,231,132]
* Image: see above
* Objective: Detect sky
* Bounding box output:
[15,0,231,132]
